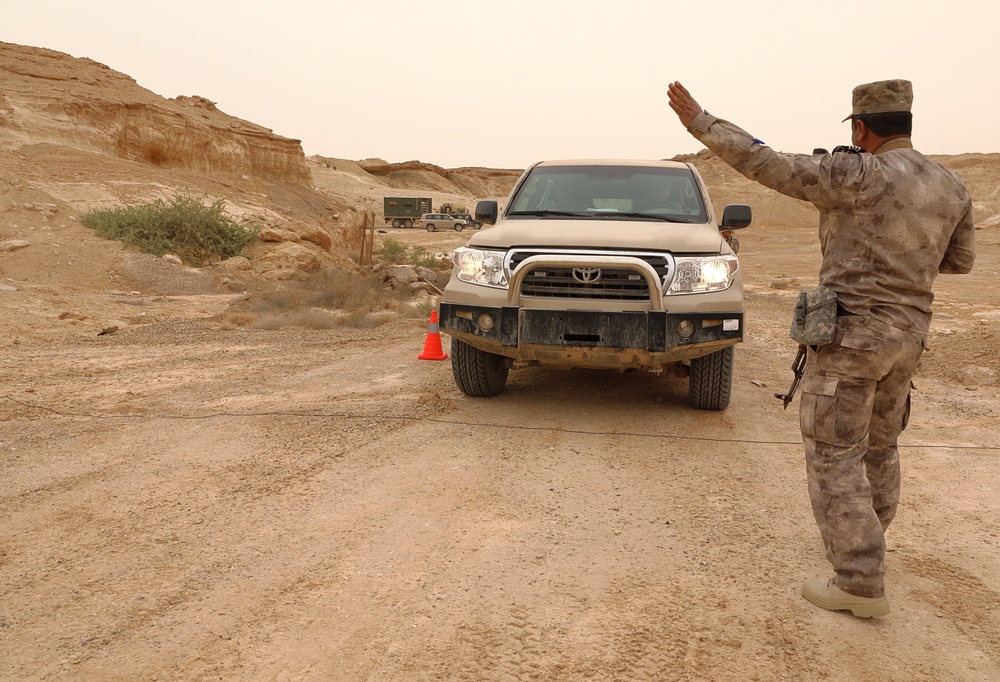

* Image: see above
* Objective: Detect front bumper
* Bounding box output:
[439,302,743,369]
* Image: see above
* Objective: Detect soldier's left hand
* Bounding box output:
[668,81,703,128]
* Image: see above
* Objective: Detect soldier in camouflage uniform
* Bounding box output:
[667,79,976,617]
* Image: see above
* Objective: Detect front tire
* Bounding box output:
[688,346,734,410]
[454,223,464,231]
[452,338,510,397]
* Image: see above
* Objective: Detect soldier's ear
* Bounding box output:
[851,118,869,148]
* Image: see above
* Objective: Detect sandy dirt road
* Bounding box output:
[2,226,999,681]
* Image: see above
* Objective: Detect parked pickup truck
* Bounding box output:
[437,159,751,410]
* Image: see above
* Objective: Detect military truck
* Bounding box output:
[383,196,432,228]
[437,159,752,410]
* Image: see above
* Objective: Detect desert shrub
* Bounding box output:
[410,302,433,320]
[379,237,409,264]
[307,268,393,311]
[408,247,441,269]
[81,193,259,266]
[252,308,340,330]
[342,217,363,252]
[230,268,434,330]
[376,239,446,270]
[342,215,368,258]
[338,309,386,328]
[221,312,257,328]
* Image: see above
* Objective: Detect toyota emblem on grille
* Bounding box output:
[572,267,602,283]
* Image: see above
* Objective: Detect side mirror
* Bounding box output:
[720,204,752,230]
[475,200,498,225]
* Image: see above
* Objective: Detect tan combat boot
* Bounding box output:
[802,577,890,618]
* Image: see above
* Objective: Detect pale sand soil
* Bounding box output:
[3,38,999,681]
[2,224,999,681]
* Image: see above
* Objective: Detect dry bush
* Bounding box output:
[342,215,367,253]
[257,288,312,311]
[338,309,385,328]
[225,268,429,330]
[379,237,409,264]
[252,308,340,330]
[307,268,393,311]
[221,312,257,328]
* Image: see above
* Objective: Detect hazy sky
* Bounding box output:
[6,0,999,169]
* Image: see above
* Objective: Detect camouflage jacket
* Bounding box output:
[688,112,977,335]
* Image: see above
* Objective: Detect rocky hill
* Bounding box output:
[1,40,997,298]
[0,42,310,184]
[307,156,523,220]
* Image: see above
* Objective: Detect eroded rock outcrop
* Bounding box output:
[359,158,522,199]
[0,42,310,184]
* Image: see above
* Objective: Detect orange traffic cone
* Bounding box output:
[418,310,448,361]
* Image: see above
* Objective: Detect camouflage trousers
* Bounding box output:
[798,315,924,598]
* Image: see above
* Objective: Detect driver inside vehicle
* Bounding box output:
[538,182,581,211]
[639,181,689,214]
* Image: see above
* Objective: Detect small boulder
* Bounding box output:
[217,256,252,272]
[287,222,333,252]
[382,265,419,290]
[955,366,997,390]
[259,227,300,243]
[259,243,321,280]
[0,240,30,253]
[769,276,801,290]
[415,266,438,283]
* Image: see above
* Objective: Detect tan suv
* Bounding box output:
[438,159,752,410]
[451,213,483,230]
[421,213,466,232]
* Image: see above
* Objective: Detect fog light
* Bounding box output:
[477,314,495,331]
[677,319,695,338]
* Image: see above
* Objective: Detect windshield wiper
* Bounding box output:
[598,212,695,223]
[507,210,592,217]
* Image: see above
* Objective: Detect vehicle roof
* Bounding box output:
[532,159,691,169]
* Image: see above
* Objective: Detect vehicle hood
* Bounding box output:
[464,218,726,254]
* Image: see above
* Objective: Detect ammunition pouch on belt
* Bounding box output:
[790,286,838,345]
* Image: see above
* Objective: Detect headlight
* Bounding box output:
[666,255,738,294]
[453,247,508,288]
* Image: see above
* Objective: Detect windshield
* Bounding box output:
[507,165,706,222]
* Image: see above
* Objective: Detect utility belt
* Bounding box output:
[836,302,859,317]
[789,286,838,346]
[777,286,839,409]
[778,288,872,410]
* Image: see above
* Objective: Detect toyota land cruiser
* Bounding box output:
[437,159,751,410]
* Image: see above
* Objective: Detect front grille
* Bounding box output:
[520,267,650,299]
[509,251,670,301]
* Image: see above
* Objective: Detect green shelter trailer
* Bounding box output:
[383,197,432,228]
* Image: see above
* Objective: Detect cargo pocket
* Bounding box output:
[799,375,839,444]
[840,332,886,354]
[838,316,888,355]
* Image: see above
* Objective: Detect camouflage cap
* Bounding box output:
[842,79,913,122]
